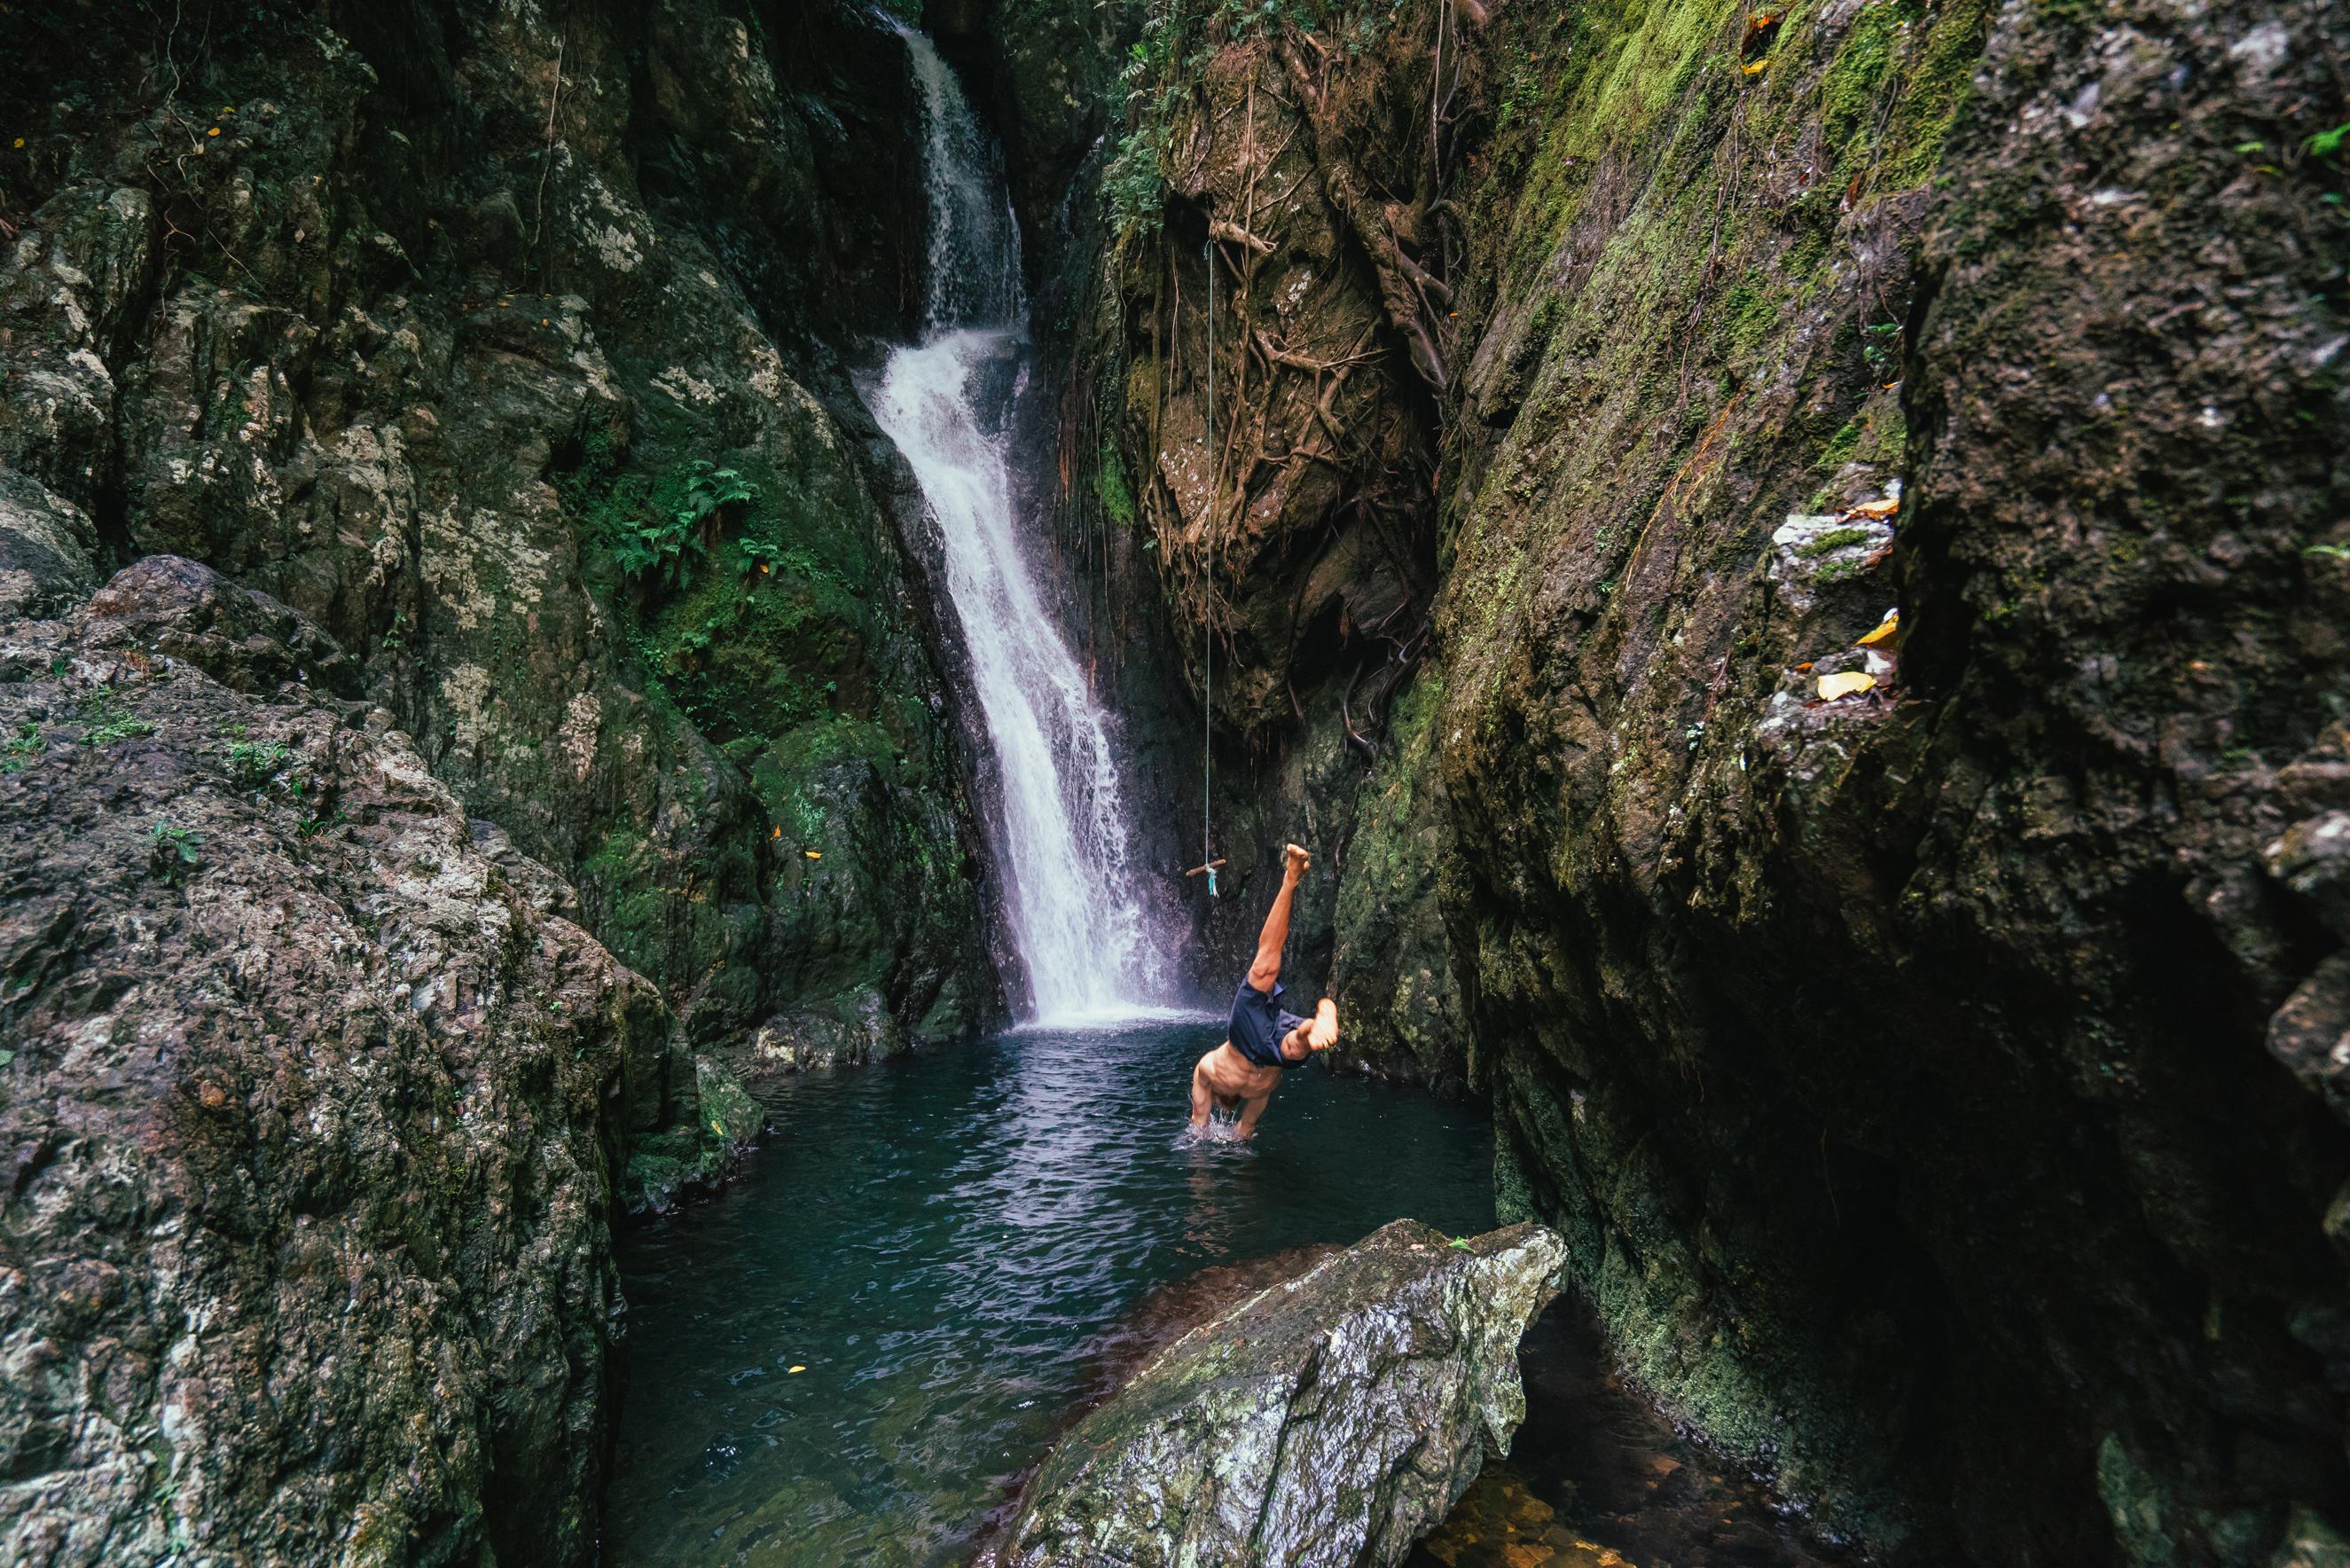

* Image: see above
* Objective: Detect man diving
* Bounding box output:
[1189,843,1340,1139]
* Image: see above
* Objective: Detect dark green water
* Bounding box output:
[605,1019,1496,1566]
[607,1021,1853,1568]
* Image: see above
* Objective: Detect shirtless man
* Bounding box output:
[1189,843,1340,1139]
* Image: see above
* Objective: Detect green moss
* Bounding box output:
[1820,1,1905,174]
[622,1058,764,1212]
[1095,439,1138,528]
[1797,526,1874,557]
[1875,0,1991,188]
[577,828,677,978]
[1816,415,1866,474]
[1719,272,1782,360]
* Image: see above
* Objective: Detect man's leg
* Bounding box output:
[1247,843,1312,992]
[1235,1092,1273,1140]
[1190,1054,1215,1131]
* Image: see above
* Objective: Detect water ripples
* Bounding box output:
[606,1023,1494,1566]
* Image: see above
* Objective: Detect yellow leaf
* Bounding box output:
[769,826,781,839]
[206,126,220,137]
[803,850,821,860]
[1843,496,1899,521]
[1856,610,1900,647]
[11,138,23,149]
[788,1365,806,1374]
[1817,670,1876,701]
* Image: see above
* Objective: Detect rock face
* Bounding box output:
[994,1220,1567,1568]
[0,0,1002,1205]
[1039,0,2350,1559]
[0,558,661,1565]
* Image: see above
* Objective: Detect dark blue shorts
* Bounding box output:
[1229,978,1311,1070]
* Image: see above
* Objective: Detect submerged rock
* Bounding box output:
[994,1220,1566,1568]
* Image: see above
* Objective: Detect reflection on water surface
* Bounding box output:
[607,1021,1851,1568]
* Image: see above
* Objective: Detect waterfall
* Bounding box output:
[866,29,1169,1024]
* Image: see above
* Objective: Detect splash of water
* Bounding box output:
[866,29,1166,1023]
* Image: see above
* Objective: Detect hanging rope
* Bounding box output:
[1181,240,1228,898]
[1202,237,1217,898]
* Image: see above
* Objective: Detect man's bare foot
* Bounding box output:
[1283,843,1311,882]
[1308,997,1339,1051]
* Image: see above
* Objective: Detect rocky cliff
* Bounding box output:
[0,0,1003,1208]
[0,538,662,1565]
[1054,0,2350,1559]
[0,3,1011,1559]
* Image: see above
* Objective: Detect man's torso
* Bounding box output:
[1199,1041,1283,1100]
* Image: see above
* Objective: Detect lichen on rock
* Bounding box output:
[991,1219,1567,1568]
[0,559,662,1566]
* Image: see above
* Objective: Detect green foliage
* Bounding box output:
[1103,1,1412,242]
[685,459,760,519]
[2309,122,2350,161]
[1095,441,1138,527]
[615,461,759,590]
[1860,320,1902,380]
[1,721,43,774]
[147,821,204,877]
[224,739,292,788]
[1104,129,1167,244]
[80,688,154,744]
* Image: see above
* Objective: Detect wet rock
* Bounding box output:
[82,555,363,698]
[0,0,1000,1211]
[0,474,100,622]
[1065,0,2350,1556]
[993,1220,1567,1568]
[0,575,662,1566]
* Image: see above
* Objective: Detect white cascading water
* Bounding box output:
[866,29,1168,1024]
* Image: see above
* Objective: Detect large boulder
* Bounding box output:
[993,1219,1567,1568]
[0,563,664,1566]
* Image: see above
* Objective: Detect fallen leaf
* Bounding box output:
[1857,608,1900,646]
[769,826,781,839]
[1843,496,1900,521]
[803,850,822,860]
[206,126,221,137]
[1818,670,1876,701]
[788,1365,806,1374]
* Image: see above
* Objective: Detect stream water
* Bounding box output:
[603,1019,1493,1564]
[605,1023,1853,1568]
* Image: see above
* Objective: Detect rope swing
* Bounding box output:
[1186,236,1226,898]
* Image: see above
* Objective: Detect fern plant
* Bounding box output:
[616,460,762,591]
